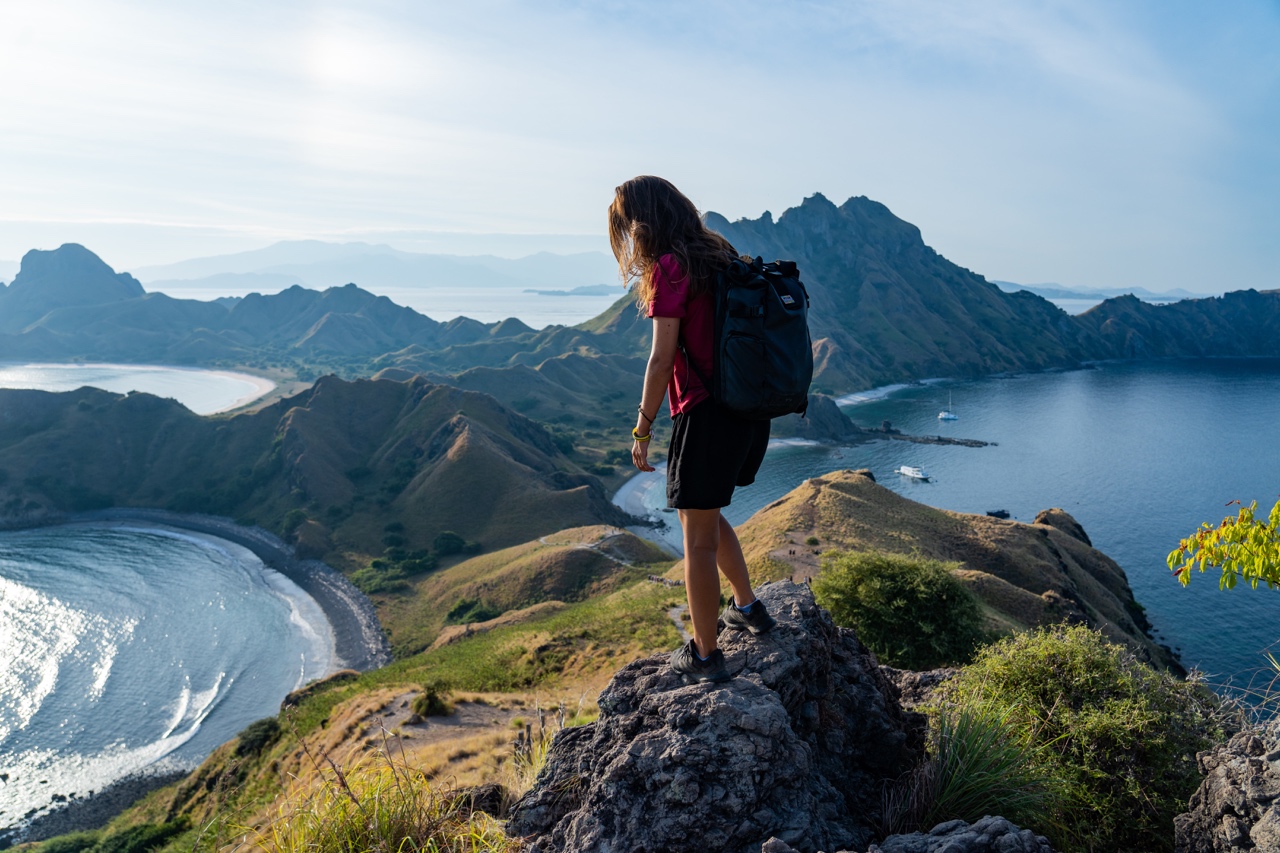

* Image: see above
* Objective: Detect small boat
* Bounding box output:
[938,391,958,420]
[897,466,929,480]
[986,509,1011,519]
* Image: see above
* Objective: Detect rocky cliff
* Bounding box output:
[507,581,922,853]
[1175,723,1280,852]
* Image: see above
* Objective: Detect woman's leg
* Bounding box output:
[680,509,763,656]
[716,515,756,608]
[680,508,724,657]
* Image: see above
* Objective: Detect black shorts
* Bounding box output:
[666,399,770,510]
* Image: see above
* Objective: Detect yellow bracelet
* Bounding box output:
[631,427,652,442]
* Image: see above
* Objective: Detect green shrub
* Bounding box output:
[811,550,986,669]
[281,509,307,537]
[235,716,282,758]
[348,564,409,595]
[90,821,188,853]
[434,531,466,556]
[804,535,820,546]
[884,703,1061,836]
[413,682,453,717]
[944,625,1223,852]
[37,831,101,853]
[446,598,502,625]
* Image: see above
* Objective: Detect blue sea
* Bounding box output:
[0,525,333,834]
[622,359,1280,693]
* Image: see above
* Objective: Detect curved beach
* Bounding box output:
[67,507,391,672]
[3,509,390,844]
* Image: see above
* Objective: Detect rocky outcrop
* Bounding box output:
[772,394,864,442]
[1033,508,1092,547]
[1175,724,1280,852]
[868,817,1055,853]
[506,581,922,853]
[879,667,957,712]
[758,816,1056,853]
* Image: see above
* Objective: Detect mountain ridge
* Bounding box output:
[3,192,1279,425]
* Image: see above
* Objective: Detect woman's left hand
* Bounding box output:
[632,438,654,472]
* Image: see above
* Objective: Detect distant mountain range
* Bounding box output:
[131,240,619,294]
[2,193,1278,408]
[993,280,1203,303]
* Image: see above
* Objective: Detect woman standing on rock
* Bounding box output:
[610,175,775,683]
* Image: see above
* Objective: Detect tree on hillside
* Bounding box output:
[1168,498,1280,589]
[433,531,466,556]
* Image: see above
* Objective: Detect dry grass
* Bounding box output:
[731,469,1178,669]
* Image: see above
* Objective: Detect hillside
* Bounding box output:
[1073,289,1280,358]
[54,463,1187,852]
[0,376,630,628]
[705,197,1094,391]
[376,524,671,655]
[732,468,1176,670]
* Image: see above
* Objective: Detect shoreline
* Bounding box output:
[10,770,190,847]
[0,509,391,844]
[0,361,276,416]
[64,508,392,672]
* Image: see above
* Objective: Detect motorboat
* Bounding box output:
[897,466,929,480]
[938,391,958,420]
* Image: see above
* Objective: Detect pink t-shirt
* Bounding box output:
[648,254,713,416]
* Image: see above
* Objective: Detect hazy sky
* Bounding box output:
[1,0,1276,292]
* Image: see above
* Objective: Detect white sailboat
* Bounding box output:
[938,391,958,420]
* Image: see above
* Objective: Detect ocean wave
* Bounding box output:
[260,568,336,686]
[0,577,128,743]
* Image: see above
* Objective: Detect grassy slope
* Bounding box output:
[731,468,1176,669]
[375,525,671,656]
[35,466,1185,853]
[88,558,685,852]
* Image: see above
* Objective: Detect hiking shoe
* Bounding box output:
[670,640,732,683]
[722,598,776,635]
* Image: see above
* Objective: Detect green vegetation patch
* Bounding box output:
[812,550,987,669]
[943,625,1223,853]
[36,821,190,853]
[885,703,1061,837]
[413,681,453,717]
[234,716,282,758]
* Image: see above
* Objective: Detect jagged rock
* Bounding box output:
[772,394,862,442]
[879,667,957,712]
[506,581,921,853]
[1174,723,1280,852]
[456,782,508,818]
[868,817,1056,853]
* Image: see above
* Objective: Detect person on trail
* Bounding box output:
[609,175,776,684]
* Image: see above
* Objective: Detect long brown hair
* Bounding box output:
[608,176,736,309]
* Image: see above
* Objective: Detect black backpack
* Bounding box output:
[687,256,813,420]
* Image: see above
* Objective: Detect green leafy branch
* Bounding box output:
[1167,499,1280,589]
